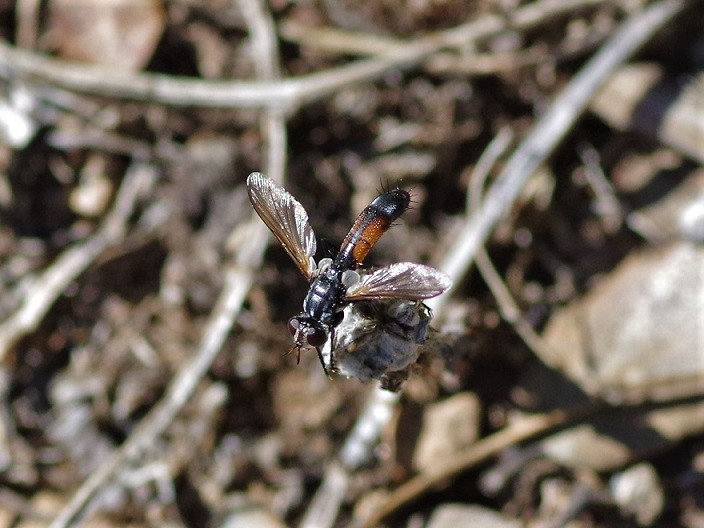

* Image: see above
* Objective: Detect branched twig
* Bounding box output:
[49,0,288,526]
[468,127,550,356]
[280,0,614,72]
[299,387,400,528]
[0,162,157,361]
[0,0,615,111]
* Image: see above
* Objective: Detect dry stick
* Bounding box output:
[468,127,514,214]
[300,388,401,528]
[468,128,550,356]
[0,162,157,361]
[357,1,689,526]
[475,249,549,355]
[576,142,625,232]
[235,0,287,182]
[15,0,41,49]
[299,461,352,528]
[0,0,615,111]
[280,0,604,62]
[49,1,288,526]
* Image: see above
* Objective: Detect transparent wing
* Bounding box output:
[247,172,317,280]
[344,262,451,301]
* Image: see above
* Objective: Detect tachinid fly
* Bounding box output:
[246,172,451,374]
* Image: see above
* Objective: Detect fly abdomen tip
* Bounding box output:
[371,188,411,219]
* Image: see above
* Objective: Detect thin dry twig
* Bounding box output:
[300,387,399,528]
[0,162,157,361]
[468,127,550,356]
[0,0,616,111]
[577,142,625,232]
[49,1,288,526]
[280,1,612,75]
[15,0,40,50]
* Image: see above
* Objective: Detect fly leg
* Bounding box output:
[316,346,332,377]
[316,324,338,377]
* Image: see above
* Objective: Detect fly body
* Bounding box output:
[246,172,451,374]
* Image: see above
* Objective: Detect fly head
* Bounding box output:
[287,315,329,355]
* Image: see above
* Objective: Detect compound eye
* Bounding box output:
[306,326,327,347]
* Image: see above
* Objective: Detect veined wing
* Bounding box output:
[344,262,451,301]
[247,172,317,280]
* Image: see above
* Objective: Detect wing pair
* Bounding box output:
[246,172,451,301]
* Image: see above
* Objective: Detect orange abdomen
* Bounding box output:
[334,188,410,270]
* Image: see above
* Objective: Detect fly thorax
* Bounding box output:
[303,272,344,321]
